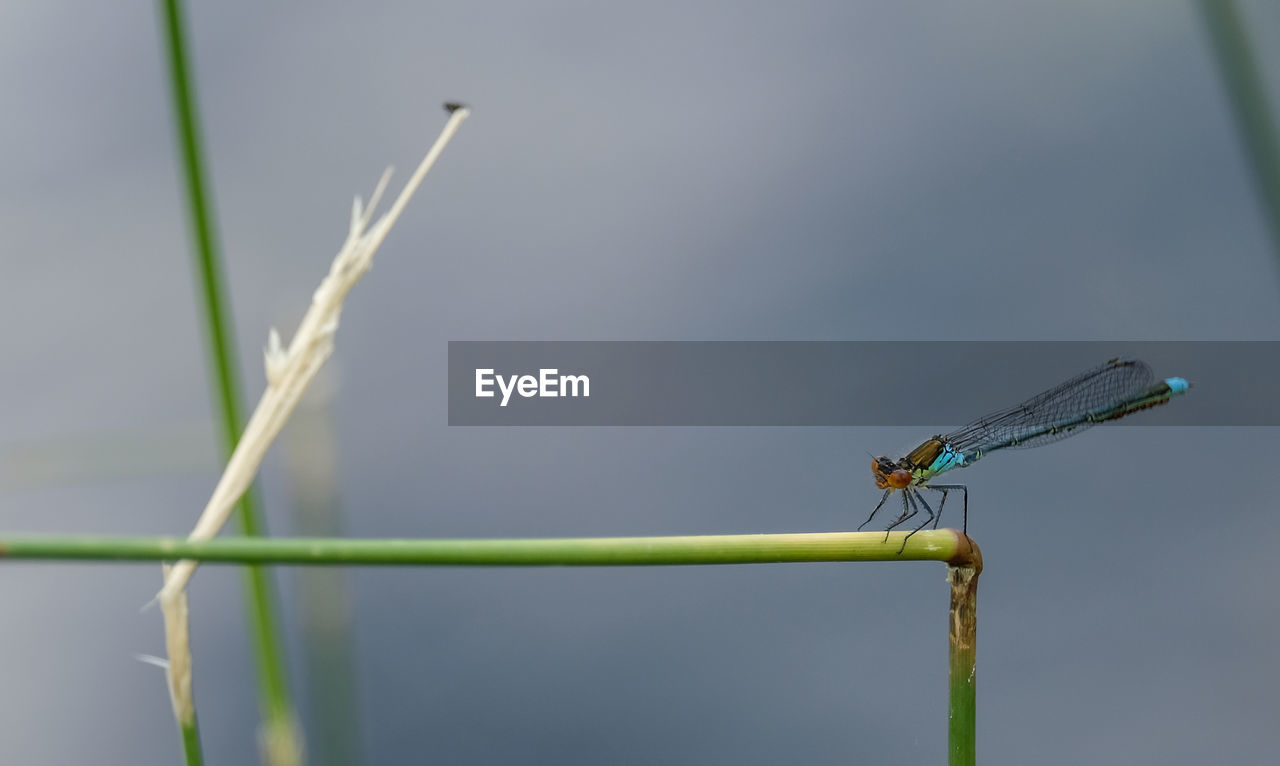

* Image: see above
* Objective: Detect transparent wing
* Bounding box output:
[942,357,1154,455]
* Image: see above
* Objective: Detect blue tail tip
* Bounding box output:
[1165,376,1190,394]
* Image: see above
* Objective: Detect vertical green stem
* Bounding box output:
[287,398,364,766]
[947,565,979,766]
[1197,0,1280,267]
[180,717,205,766]
[157,0,299,762]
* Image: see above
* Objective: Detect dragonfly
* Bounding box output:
[861,357,1189,551]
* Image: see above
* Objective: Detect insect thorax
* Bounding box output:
[903,437,967,484]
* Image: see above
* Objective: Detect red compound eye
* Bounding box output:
[887,469,912,489]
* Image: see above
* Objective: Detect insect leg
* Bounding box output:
[898,490,937,553]
[882,492,915,542]
[925,484,968,535]
[859,489,893,531]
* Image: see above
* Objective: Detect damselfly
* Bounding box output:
[862,357,1189,550]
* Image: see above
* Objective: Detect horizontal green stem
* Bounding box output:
[0,530,974,567]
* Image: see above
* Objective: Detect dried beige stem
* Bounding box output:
[159,106,469,604]
[159,565,195,726]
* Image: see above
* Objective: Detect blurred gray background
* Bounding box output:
[2,1,1279,764]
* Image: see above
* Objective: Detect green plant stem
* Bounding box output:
[157,0,296,761]
[7,529,982,759]
[0,530,975,566]
[1198,0,1280,266]
[286,403,364,766]
[180,716,204,766]
[947,564,981,766]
